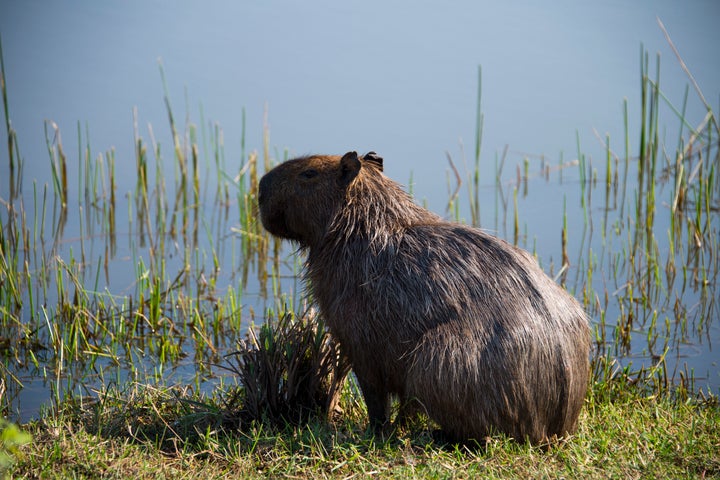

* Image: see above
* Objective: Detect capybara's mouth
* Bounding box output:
[258,206,279,234]
[260,207,299,243]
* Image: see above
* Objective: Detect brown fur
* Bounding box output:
[258,151,590,443]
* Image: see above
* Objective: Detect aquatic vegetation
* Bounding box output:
[0,34,717,433]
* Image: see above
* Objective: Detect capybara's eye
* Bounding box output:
[300,169,318,179]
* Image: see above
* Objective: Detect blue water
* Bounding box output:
[2,1,718,208]
[1,1,719,420]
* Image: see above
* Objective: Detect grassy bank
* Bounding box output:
[6,379,720,479]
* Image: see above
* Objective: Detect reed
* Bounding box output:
[468,65,483,227]
[43,121,68,210]
[0,36,21,206]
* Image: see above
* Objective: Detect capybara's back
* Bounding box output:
[258,151,590,443]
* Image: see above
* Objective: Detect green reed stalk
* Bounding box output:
[148,123,167,256]
[493,152,499,232]
[0,36,20,203]
[78,122,87,215]
[0,234,21,313]
[638,54,662,296]
[226,285,243,331]
[38,184,50,304]
[561,195,569,269]
[602,134,612,243]
[150,275,161,329]
[512,187,519,246]
[576,132,589,229]
[676,85,690,159]
[213,123,227,205]
[646,54,660,242]
[584,248,595,307]
[107,149,116,256]
[605,134,612,190]
[470,65,483,227]
[19,195,29,260]
[620,99,630,218]
[133,110,149,244]
[79,203,86,267]
[263,106,271,173]
[31,180,40,280]
[97,151,107,231]
[705,124,716,210]
[44,121,68,209]
[636,47,648,244]
[192,140,200,246]
[159,63,189,239]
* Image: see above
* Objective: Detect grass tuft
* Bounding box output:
[223,308,350,428]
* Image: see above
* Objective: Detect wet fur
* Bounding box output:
[258,151,590,443]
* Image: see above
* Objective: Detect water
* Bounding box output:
[2,1,719,204]
[1,1,719,421]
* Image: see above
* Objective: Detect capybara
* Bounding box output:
[258,151,590,444]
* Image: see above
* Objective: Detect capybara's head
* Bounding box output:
[258,151,383,247]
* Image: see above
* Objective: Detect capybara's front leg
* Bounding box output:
[356,375,390,432]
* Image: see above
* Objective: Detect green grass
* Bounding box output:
[1,33,719,480]
[6,380,720,479]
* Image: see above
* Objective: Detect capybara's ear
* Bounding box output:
[339,151,361,186]
[363,151,383,172]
